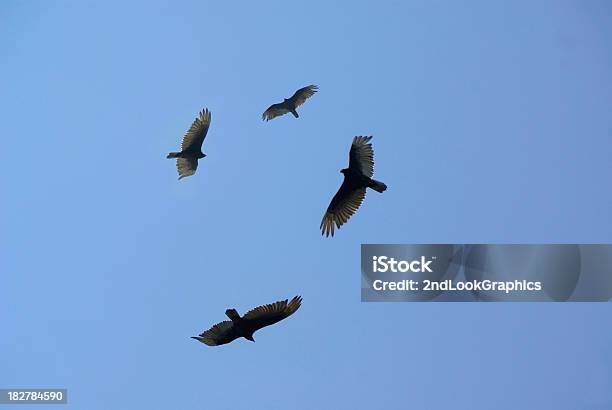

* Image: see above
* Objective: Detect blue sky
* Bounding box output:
[1,1,612,409]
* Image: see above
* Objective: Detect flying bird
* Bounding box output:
[320,136,387,237]
[262,85,318,121]
[166,109,211,179]
[192,296,302,346]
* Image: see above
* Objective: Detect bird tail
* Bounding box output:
[369,179,387,193]
[225,309,240,321]
[291,110,299,118]
[167,152,180,159]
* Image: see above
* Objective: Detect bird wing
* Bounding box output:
[196,320,240,346]
[320,183,367,237]
[242,296,302,332]
[348,136,374,178]
[176,157,198,179]
[288,84,318,108]
[180,109,211,152]
[262,102,291,121]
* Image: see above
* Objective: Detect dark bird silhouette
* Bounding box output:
[166,109,211,179]
[321,136,387,237]
[262,85,318,121]
[192,296,302,346]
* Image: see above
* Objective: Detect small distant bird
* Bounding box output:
[262,85,318,121]
[166,109,211,179]
[192,296,302,346]
[321,136,387,237]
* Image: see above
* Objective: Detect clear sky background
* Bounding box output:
[1,1,612,409]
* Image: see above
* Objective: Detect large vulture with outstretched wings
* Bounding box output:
[262,85,318,121]
[166,109,211,179]
[320,136,387,237]
[192,296,302,346]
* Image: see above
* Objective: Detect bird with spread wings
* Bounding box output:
[262,85,318,121]
[166,109,211,180]
[192,296,302,346]
[320,136,387,237]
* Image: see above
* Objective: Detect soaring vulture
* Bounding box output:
[191,296,302,346]
[320,136,387,237]
[166,108,211,179]
[262,85,318,121]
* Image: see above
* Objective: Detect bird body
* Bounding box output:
[192,296,302,346]
[166,151,205,159]
[223,308,255,341]
[167,109,211,179]
[321,136,387,237]
[262,85,318,121]
[340,168,387,193]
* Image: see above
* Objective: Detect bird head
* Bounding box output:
[199,153,207,159]
[245,335,255,342]
[340,168,349,175]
